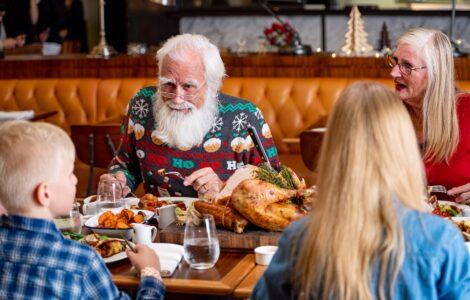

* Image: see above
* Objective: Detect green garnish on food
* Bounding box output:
[253,164,297,190]
[439,205,459,217]
[175,207,182,216]
[63,231,84,241]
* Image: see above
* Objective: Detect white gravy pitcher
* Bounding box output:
[131,223,157,245]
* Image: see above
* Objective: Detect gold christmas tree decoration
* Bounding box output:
[341,6,373,55]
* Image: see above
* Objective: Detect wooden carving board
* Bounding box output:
[157,223,281,251]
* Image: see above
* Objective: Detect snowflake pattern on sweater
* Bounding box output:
[109,87,280,197]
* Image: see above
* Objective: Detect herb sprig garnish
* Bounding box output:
[253,164,297,190]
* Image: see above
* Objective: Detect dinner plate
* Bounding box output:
[104,251,128,264]
[438,201,469,209]
[101,239,134,264]
[438,201,469,217]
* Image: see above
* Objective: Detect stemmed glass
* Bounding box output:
[183,214,220,269]
[96,179,125,212]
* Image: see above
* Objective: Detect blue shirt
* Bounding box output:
[0,215,165,300]
[252,209,470,300]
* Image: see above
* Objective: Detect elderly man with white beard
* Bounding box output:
[100,33,280,199]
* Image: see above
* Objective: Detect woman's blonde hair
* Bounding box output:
[294,82,427,300]
[398,28,459,163]
[0,121,75,214]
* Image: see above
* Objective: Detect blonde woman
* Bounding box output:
[390,28,470,203]
[252,82,470,300]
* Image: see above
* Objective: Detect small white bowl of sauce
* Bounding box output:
[254,245,278,266]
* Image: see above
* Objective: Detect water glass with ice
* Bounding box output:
[183,214,220,269]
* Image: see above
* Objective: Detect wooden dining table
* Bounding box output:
[232,265,267,299]
[108,251,257,299]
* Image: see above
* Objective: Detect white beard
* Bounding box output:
[152,90,219,149]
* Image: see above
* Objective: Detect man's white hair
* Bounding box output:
[156,33,226,94]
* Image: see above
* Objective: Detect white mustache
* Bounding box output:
[166,101,196,111]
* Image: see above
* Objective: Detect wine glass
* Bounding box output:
[96,179,125,212]
[183,214,220,269]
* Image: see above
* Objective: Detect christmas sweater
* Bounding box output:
[109,87,280,197]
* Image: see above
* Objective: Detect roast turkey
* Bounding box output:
[194,164,315,232]
[230,179,313,231]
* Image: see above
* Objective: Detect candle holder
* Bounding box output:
[90,0,117,58]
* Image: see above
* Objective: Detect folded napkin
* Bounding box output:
[0,110,34,121]
[148,243,184,277]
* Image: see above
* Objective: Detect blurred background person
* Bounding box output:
[0,0,26,51]
[63,0,87,52]
[390,28,470,204]
[2,0,38,45]
[37,0,67,44]
[253,82,470,299]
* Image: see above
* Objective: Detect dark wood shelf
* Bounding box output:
[2,53,470,80]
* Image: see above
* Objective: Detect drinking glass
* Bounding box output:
[54,203,82,233]
[96,179,125,212]
[183,214,220,269]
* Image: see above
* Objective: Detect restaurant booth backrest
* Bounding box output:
[1,77,468,196]
[0,77,398,151]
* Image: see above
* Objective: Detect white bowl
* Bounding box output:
[42,42,62,56]
[254,245,278,266]
[84,208,155,240]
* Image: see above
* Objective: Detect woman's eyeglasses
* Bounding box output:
[158,81,206,101]
[387,55,426,76]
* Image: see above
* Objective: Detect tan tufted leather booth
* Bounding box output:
[2,77,469,196]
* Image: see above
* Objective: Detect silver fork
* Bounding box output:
[159,170,185,180]
[119,233,137,253]
[428,185,448,194]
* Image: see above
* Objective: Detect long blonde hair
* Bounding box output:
[398,28,459,163]
[294,82,427,300]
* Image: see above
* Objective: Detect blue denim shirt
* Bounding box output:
[252,209,470,300]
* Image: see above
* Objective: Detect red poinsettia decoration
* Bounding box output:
[263,22,295,47]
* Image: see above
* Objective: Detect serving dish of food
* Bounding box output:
[132,194,195,228]
[84,208,155,239]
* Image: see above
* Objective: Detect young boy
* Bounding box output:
[0,121,165,299]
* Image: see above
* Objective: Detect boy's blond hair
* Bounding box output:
[0,121,75,214]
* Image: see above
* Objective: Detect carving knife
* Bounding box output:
[247,126,272,170]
